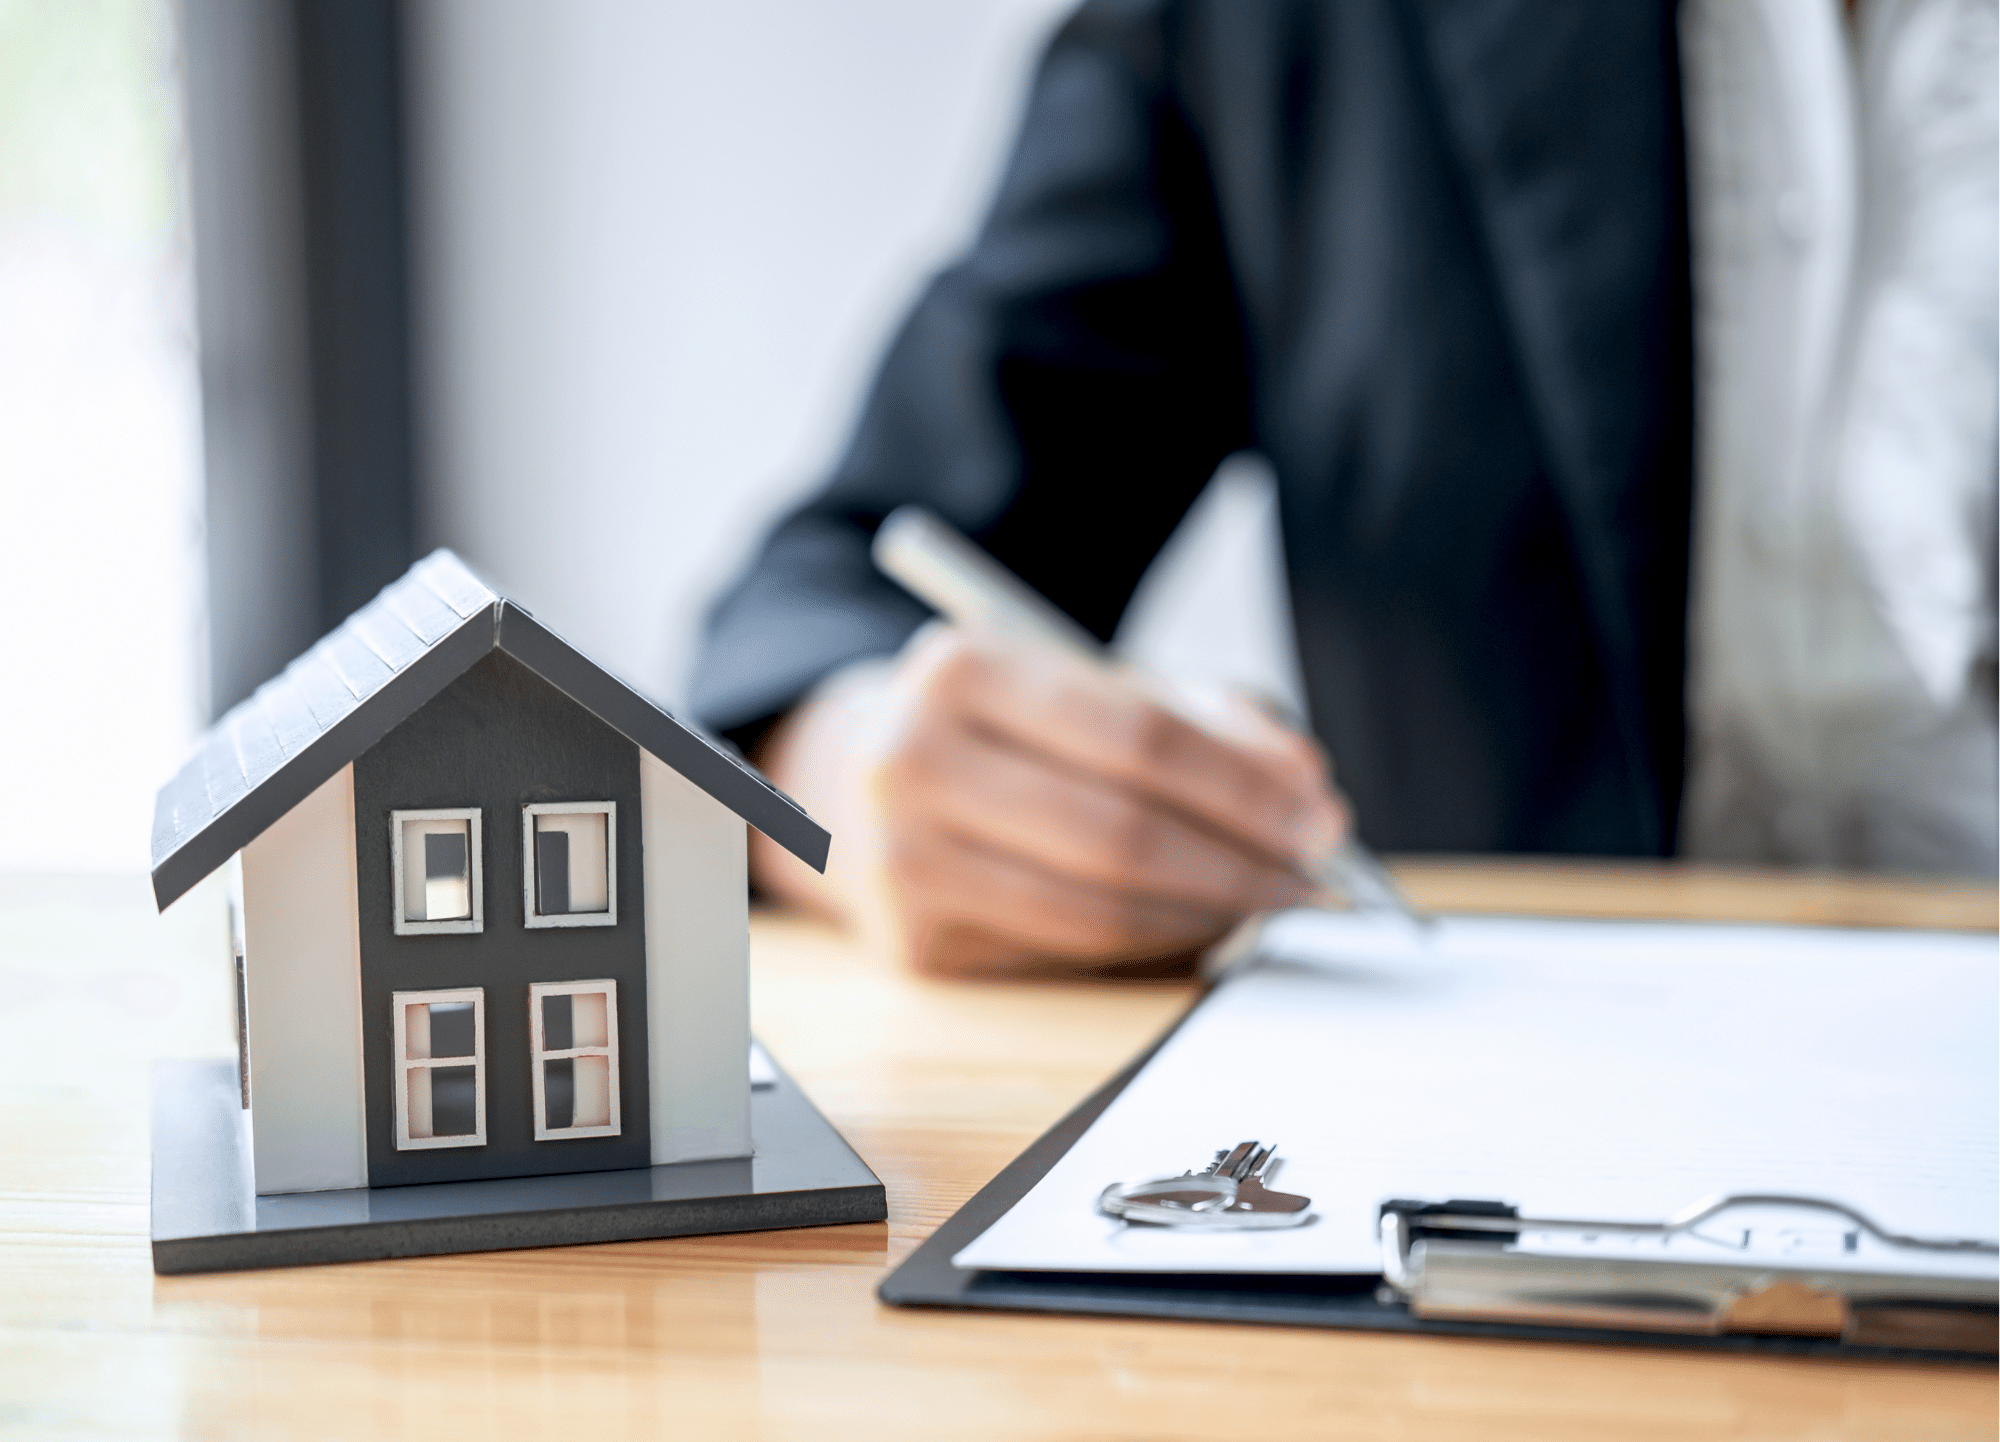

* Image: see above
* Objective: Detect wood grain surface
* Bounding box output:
[0,863,1992,1440]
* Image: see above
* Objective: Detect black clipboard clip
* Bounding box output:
[1376,1194,1999,1355]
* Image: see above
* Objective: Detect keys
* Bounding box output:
[1098,1140,1315,1230]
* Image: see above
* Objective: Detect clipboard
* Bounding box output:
[880,925,1999,1363]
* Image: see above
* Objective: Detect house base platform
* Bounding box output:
[151,1050,886,1274]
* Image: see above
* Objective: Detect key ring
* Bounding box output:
[1098,1173,1241,1226]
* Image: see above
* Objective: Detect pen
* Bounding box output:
[872,505,1432,932]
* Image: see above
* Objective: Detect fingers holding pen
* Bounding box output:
[766,623,1355,973]
[906,629,1348,873]
[882,708,1315,915]
[881,817,1246,975]
[750,623,1344,971]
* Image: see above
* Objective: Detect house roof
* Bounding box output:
[152,550,830,910]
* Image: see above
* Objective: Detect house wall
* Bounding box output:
[352,650,652,1187]
[640,750,750,1163]
[240,763,368,1194]
[235,672,752,1192]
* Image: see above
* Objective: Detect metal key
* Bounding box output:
[1214,1141,1313,1218]
[1099,1140,1315,1229]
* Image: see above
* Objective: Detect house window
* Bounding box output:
[529,980,620,1140]
[393,988,485,1149]
[391,808,483,935]
[522,802,616,929]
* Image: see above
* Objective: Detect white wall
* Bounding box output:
[240,763,367,1195]
[405,0,1076,707]
[640,751,750,1164]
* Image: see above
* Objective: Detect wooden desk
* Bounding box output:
[1,863,1992,1439]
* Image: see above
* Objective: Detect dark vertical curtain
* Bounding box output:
[181,0,417,714]
[293,0,417,634]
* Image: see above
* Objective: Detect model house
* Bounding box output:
[151,550,830,1197]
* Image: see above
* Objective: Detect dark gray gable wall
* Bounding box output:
[355,650,651,1187]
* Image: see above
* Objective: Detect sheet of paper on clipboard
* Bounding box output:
[951,913,1999,1280]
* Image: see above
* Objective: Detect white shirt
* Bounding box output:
[1679,0,1998,874]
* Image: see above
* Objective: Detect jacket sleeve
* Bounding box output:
[686,0,1252,739]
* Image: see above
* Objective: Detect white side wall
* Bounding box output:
[640,751,751,1162]
[405,0,1072,707]
[240,764,368,1193]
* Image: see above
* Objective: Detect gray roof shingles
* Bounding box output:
[152,551,829,910]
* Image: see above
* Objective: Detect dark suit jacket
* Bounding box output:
[690,0,1692,856]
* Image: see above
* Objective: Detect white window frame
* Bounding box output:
[521,801,618,929]
[390,807,484,936]
[528,979,621,1141]
[391,986,486,1150]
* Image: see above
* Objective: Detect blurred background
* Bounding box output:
[0,0,1298,876]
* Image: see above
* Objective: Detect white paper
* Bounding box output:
[954,913,1999,1275]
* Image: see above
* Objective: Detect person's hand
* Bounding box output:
[752,625,1348,976]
